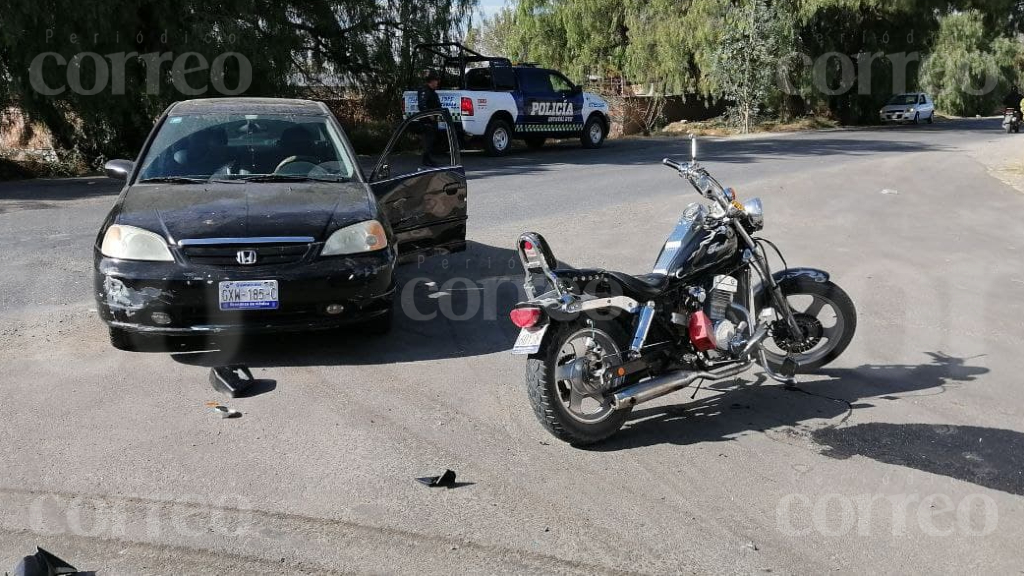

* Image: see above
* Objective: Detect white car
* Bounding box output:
[880,93,935,124]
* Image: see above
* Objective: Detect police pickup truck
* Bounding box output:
[403,43,611,156]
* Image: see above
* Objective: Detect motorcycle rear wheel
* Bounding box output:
[761,278,857,373]
[526,321,632,445]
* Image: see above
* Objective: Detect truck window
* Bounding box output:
[492,67,516,91]
[465,68,492,91]
[548,72,574,93]
[518,68,554,94]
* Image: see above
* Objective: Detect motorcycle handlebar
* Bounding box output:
[662,158,683,171]
[663,157,735,212]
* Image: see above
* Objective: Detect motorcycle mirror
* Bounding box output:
[689,134,698,163]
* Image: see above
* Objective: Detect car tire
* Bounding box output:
[109,328,136,351]
[581,115,606,149]
[526,320,632,446]
[525,136,546,150]
[484,119,513,156]
[913,113,920,125]
[926,112,934,124]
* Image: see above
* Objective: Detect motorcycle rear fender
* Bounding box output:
[517,291,640,322]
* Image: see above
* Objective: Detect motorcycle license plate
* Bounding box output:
[511,325,548,355]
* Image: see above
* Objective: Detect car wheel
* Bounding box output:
[581,116,606,149]
[525,136,546,150]
[109,327,137,351]
[913,112,920,125]
[484,119,512,156]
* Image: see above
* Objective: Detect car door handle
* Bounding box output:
[443,183,460,195]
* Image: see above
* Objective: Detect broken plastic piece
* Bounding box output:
[208,404,242,419]
[209,365,255,397]
[416,469,458,488]
[14,547,81,576]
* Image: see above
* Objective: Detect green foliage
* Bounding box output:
[708,0,794,133]
[492,0,1023,126]
[0,0,475,160]
[921,11,1022,116]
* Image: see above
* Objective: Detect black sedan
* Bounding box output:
[95,97,467,350]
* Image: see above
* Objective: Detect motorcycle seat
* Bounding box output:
[605,271,670,299]
[554,269,669,300]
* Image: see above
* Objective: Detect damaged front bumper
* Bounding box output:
[94,249,396,335]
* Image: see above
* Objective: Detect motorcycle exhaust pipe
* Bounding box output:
[610,361,753,410]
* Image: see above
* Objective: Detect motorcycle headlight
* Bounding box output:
[745,198,765,231]
[100,224,174,262]
[322,220,388,256]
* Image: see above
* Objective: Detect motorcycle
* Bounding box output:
[509,136,857,445]
[1003,108,1021,134]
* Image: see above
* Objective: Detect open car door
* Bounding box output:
[369,110,468,262]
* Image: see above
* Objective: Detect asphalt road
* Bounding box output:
[2,119,1023,574]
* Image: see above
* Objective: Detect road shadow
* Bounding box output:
[0,177,121,213]
[170,241,544,367]
[460,119,992,181]
[813,423,1024,496]
[592,352,988,451]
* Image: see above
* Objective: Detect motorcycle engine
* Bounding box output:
[707,275,739,351]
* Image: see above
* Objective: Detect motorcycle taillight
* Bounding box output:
[688,311,717,352]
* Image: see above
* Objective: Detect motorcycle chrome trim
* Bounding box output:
[577,295,640,314]
[610,361,754,410]
[758,350,797,385]
[629,301,657,356]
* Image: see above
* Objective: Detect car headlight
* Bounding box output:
[100,224,174,262]
[744,198,764,231]
[907,107,915,112]
[322,220,388,256]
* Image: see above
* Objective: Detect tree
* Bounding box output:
[0,0,476,160]
[708,0,794,133]
[920,10,1022,117]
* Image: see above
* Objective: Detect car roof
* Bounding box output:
[169,98,328,116]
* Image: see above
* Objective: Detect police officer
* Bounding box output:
[417,69,443,167]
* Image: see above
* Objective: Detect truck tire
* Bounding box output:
[581,116,606,149]
[484,119,513,156]
[525,136,546,150]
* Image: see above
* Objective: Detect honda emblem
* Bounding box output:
[236,249,257,265]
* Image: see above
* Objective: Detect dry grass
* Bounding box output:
[656,115,838,138]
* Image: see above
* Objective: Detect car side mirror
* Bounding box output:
[377,164,391,181]
[104,159,134,180]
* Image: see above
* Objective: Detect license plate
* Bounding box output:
[511,324,548,355]
[219,280,279,311]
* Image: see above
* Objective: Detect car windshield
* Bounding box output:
[888,94,919,105]
[137,113,356,182]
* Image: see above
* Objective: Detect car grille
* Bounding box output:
[181,243,313,266]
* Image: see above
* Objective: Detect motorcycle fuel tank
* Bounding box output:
[652,203,739,281]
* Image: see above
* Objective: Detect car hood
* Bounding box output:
[115,181,375,242]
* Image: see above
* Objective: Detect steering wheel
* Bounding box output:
[274,155,323,175]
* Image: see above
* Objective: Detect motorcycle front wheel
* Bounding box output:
[525,321,632,445]
[761,277,857,373]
